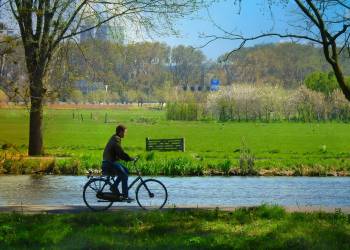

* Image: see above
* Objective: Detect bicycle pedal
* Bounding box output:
[124,198,134,203]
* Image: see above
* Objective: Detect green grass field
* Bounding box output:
[1,107,350,175]
[0,205,349,249]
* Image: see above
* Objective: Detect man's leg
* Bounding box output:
[112,162,129,197]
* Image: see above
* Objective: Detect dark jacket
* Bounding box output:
[103,134,133,162]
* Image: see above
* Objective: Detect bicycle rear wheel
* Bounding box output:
[83,177,114,211]
[136,179,168,210]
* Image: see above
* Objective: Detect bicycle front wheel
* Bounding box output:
[136,179,168,210]
[83,177,114,211]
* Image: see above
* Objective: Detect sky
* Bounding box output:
[156,0,296,60]
[0,0,299,61]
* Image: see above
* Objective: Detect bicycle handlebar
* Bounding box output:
[132,156,143,175]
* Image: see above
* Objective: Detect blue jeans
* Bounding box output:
[102,161,129,197]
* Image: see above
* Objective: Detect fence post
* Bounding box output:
[104,113,107,123]
[81,114,83,121]
[146,137,150,151]
[182,138,185,152]
[91,112,93,120]
[73,111,75,119]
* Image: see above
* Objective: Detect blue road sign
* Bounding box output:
[210,79,220,91]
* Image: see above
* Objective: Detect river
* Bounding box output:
[0,176,349,207]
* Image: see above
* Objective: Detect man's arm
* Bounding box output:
[115,140,133,161]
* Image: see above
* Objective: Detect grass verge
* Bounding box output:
[0,205,349,249]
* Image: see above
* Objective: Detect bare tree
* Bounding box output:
[204,0,350,102]
[0,0,204,155]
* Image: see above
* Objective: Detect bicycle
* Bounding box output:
[83,158,168,211]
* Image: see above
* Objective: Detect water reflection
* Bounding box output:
[0,176,349,207]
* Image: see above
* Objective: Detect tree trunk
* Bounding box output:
[331,62,350,102]
[28,75,44,156]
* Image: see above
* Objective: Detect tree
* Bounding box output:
[171,45,206,87]
[217,43,330,87]
[154,80,173,109]
[121,42,171,99]
[207,0,350,101]
[70,89,83,104]
[0,27,29,103]
[3,0,203,155]
[304,71,339,96]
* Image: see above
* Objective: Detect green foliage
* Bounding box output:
[217,159,231,175]
[4,39,350,105]
[0,206,349,249]
[171,45,206,86]
[145,151,155,161]
[305,71,339,96]
[69,90,84,104]
[222,43,333,87]
[166,102,202,121]
[239,139,256,175]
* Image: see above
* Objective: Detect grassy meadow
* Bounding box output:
[0,205,349,249]
[1,107,350,176]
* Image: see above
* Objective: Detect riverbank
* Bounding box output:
[0,205,348,249]
[2,108,350,177]
[1,152,349,176]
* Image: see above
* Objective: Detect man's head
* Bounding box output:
[116,124,127,138]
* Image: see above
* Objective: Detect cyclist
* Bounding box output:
[102,124,134,201]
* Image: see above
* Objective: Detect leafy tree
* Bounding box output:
[0,32,28,103]
[3,0,204,155]
[209,1,350,102]
[154,80,173,109]
[304,71,338,96]
[70,89,84,104]
[218,43,327,87]
[171,45,206,87]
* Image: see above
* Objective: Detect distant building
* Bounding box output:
[95,25,108,41]
[80,23,125,44]
[0,22,15,36]
[108,24,125,44]
[80,24,94,42]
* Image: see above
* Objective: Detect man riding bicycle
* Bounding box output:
[102,124,134,201]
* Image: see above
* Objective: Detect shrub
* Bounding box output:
[304,71,338,96]
[0,89,8,104]
[145,151,155,161]
[206,84,350,122]
[166,102,203,121]
[239,139,256,175]
[218,159,231,175]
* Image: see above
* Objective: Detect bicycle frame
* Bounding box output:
[93,159,152,194]
[108,174,150,193]
[84,159,167,210]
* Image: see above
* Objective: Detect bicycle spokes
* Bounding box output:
[83,178,114,211]
[136,179,167,210]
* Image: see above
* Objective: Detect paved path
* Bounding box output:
[0,205,349,214]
